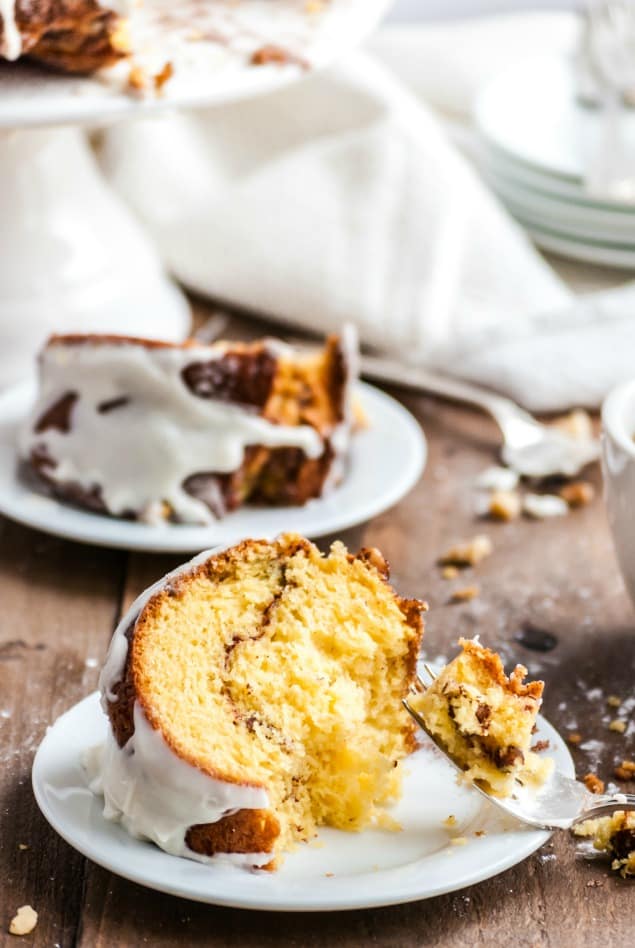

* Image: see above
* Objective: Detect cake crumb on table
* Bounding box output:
[568,732,582,744]
[449,585,480,603]
[439,535,493,567]
[607,695,622,708]
[614,760,635,780]
[8,905,37,936]
[488,489,522,522]
[559,481,595,508]
[583,773,605,794]
[523,493,569,519]
[441,565,459,580]
[609,719,627,734]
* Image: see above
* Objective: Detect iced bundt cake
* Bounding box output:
[19,330,357,524]
[411,638,552,797]
[0,0,129,72]
[86,534,426,868]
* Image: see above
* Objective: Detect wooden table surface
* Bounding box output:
[1,294,634,947]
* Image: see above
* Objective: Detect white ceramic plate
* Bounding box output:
[475,55,635,188]
[523,224,635,270]
[32,690,574,911]
[0,0,392,129]
[0,379,425,553]
[486,175,635,245]
[479,140,635,212]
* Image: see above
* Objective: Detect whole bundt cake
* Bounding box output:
[87,533,426,869]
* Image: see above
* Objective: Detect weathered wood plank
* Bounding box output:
[0,520,125,948]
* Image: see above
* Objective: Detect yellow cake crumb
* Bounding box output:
[439,535,493,568]
[9,905,37,936]
[488,490,521,522]
[450,585,480,603]
[450,836,468,846]
[443,814,457,827]
[607,695,622,708]
[609,719,627,734]
[441,565,459,580]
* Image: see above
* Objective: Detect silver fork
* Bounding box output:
[403,669,635,830]
[193,315,600,480]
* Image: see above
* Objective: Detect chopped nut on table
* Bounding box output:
[615,760,635,780]
[439,535,493,567]
[583,773,605,794]
[8,905,38,936]
[523,493,569,520]
[609,719,627,734]
[449,585,480,604]
[559,481,595,508]
[488,489,522,521]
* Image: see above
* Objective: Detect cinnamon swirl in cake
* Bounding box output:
[0,0,130,72]
[19,330,357,524]
[86,533,426,868]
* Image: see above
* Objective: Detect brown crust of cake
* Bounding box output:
[457,637,544,702]
[4,1,127,73]
[107,537,425,860]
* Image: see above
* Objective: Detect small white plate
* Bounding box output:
[32,691,573,911]
[0,379,425,553]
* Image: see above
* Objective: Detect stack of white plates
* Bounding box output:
[474,55,635,269]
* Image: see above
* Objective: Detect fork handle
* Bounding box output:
[574,792,635,824]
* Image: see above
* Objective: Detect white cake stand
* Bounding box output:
[0,0,391,387]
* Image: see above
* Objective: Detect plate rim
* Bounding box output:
[0,378,426,553]
[32,691,575,911]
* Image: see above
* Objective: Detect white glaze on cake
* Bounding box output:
[84,704,271,869]
[19,339,325,524]
[88,544,274,869]
[0,0,21,59]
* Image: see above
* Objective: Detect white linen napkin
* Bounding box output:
[98,13,635,413]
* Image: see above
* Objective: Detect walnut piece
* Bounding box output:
[9,905,37,936]
[559,481,595,508]
[488,489,521,522]
[439,535,493,567]
[615,760,635,780]
[583,773,605,794]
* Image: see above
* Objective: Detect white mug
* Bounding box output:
[602,378,635,607]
